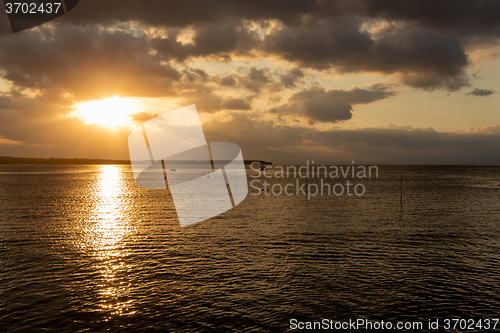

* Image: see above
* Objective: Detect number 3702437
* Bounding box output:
[5,2,62,14]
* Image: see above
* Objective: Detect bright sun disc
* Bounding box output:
[72,96,139,128]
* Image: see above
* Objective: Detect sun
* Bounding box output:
[72,96,139,128]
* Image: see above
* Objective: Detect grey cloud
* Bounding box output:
[221,98,252,110]
[203,114,500,164]
[203,112,310,150]
[219,67,275,93]
[315,125,500,164]
[244,67,273,92]
[220,76,237,87]
[466,88,496,96]
[130,111,160,124]
[280,68,305,88]
[176,81,254,112]
[270,84,397,124]
[182,68,210,82]
[190,21,258,58]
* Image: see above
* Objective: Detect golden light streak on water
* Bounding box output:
[83,165,136,317]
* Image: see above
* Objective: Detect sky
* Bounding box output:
[1,0,500,164]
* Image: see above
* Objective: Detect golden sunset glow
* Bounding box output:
[2,1,500,164]
[72,96,139,128]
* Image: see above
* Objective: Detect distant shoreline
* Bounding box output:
[0,156,272,165]
[0,156,130,165]
[1,157,499,166]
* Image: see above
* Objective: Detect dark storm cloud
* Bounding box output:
[61,0,322,27]
[0,25,181,101]
[466,88,496,96]
[269,84,397,124]
[62,0,500,36]
[2,0,495,93]
[263,21,471,90]
[362,0,500,36]
[54,0,500,91]
[152,20,259,63]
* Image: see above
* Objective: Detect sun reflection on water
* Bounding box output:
[83,165,136,317]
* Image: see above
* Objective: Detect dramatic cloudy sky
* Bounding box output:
[1,0,500,164]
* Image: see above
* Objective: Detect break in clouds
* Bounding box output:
[0,0,500,163]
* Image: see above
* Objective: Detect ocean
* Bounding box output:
[1,165,499,332]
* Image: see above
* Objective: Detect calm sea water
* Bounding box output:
[1,165,500,332]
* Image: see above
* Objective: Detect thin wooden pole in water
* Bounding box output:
[306,173,309,201]
[400,176,403,209]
